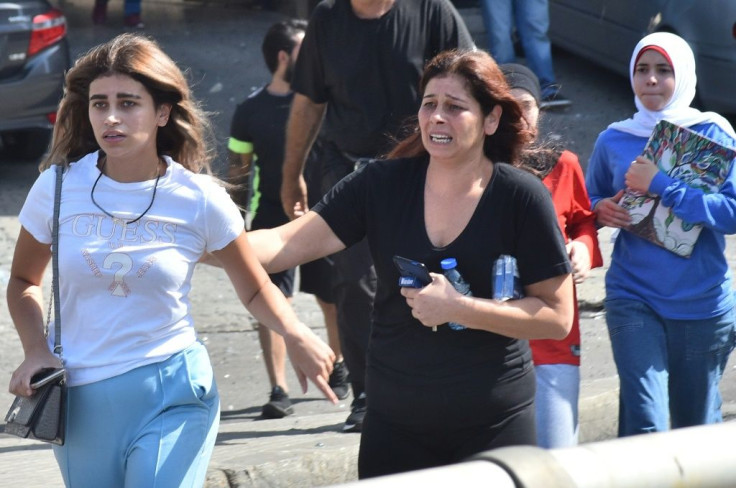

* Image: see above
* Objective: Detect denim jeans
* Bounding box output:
[98,0,142,16]
[480,0,557,94]
[535,364,579,448]
[605,298,735,437]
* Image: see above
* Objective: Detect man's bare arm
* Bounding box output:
[281,93,326,219]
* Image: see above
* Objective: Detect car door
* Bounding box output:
[595,1,668,71]
[549,0,666,75]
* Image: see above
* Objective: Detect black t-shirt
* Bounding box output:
[313,158,570,392]
[229,87,293,217]
[293,0,475,157]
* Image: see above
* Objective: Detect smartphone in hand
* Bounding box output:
[393,255,432,288]
[30,368,66,389]
[393,255,437,331]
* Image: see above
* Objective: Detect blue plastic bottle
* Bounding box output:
[440,258,471,331]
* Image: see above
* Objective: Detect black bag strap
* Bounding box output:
[52,164,63,360]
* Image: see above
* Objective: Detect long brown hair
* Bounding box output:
[42,33,215,173]
[387,49,532,163]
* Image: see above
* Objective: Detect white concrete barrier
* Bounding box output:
[336,460,516,488]
[335,422,736,488]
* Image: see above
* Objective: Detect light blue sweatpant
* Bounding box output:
[53,341,220,487]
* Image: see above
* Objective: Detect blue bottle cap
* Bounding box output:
[440,258,457,270]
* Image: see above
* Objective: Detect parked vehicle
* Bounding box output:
[0,1,70,160]
[548,0,736,115]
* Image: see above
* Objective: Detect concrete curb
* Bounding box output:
[205,381,621,488]
[207,412,359,487]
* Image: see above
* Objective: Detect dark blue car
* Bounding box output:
[0,1,70,160]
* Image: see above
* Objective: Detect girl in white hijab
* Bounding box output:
[586,32,736,437]
[609,32,735,139]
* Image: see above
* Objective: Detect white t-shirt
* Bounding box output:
[19,152,244,386]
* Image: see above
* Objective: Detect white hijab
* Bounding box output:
[608,32,736,139]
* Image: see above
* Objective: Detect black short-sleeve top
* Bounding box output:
[293,0,475,156]
[313,157,571,387]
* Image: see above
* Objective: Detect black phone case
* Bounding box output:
[393,255,432,286]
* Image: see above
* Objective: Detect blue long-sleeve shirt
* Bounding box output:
[586,122,736,319]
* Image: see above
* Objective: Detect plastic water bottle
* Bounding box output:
[440,258,471,331]
[492,255,523,301]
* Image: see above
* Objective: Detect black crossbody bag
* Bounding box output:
[4,164,67,445]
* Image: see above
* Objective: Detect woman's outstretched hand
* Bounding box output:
[284,323,338,403]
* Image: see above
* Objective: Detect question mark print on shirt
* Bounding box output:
[103,253,133,297]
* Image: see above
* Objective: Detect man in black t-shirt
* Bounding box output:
[279,0,475,433]
[227,19,348,420]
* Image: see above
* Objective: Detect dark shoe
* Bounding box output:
[91,1,107,24]
[123,13,145,29]
[329,361,350,400]
[540,85,571,109]
[261,385,294,419]
[343,392,366,432]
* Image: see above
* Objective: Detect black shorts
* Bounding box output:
[269,268,296,297]
[250,202,294,296]
[300,257,335,303]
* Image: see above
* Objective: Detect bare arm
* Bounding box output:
[401,273,574,340]
[212,230,338,402]
[281,94,327,219]
[247,211,345,273]
[7,228,62,397]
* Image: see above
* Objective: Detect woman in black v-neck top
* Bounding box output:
[248,49,573,478]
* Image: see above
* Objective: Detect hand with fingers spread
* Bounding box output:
[593,189,631,228]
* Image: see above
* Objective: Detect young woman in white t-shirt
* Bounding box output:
[6,33,337,488]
